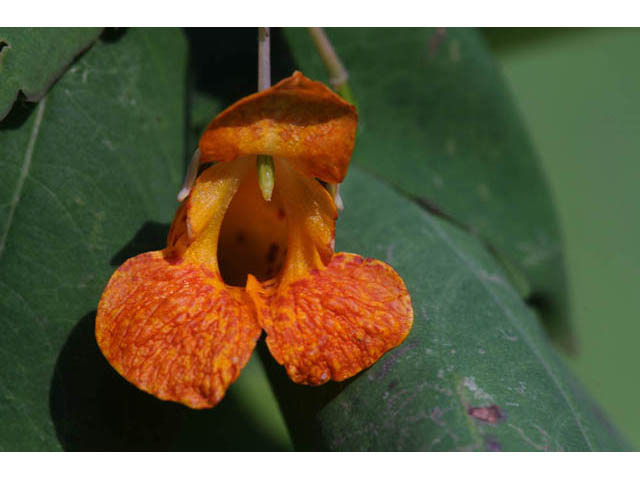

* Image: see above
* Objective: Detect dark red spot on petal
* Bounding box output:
[163,250,184,265]
[266,243,279,264]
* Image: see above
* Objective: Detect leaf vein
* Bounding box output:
[0,97,47,262]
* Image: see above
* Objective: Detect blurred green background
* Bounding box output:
[484,27,640,449]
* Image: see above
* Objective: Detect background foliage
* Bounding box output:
[487,27,640,448]
[0,27,635,451]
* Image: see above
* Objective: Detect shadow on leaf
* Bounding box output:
[49,313,288,451]
[257,341,352,451]
[109,221,169,266]
[0,93,37,130]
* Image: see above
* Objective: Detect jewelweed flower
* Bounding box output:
[96,72,413,409]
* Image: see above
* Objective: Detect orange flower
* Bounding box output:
[96,72,413,409]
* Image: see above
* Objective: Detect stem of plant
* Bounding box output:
[257,27,275,202]
[308,27,355,106]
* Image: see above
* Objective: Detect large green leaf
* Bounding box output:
[0,28,289,451]
[283,28,571,348]
[0,27,184,451]
[261,166,628,451]
[0,28,102,120]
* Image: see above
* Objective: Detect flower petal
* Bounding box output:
[181,156,253,273]
[96,250,261,408]
[275,158,337,285]
[248,253,413,384]
[199,72,358,184]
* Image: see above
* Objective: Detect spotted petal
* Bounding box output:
[96,250,261,409]
[249,253,413,384]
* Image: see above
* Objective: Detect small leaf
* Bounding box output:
[0,27,102,120]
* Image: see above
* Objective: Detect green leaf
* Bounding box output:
[0,27,289,451]
[0,27,184,451]
[0,27,102,120]
[283,27,572,348]
[261,166,629,451]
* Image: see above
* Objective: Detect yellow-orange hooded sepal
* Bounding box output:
[199,71,358,184]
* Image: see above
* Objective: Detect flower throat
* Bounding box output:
[217,160,289,287]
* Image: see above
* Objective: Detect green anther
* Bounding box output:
[257,155,275,202]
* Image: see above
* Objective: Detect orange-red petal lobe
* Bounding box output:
[199,72,358,184]
[95,250,261,409]
[248,252,413,385]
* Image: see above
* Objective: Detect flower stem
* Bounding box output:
[257,27,275,201]
[308,28,354,105]
[257,27,271,92]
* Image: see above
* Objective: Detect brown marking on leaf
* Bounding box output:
[468,405,504,424]
[486,437,502,451]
